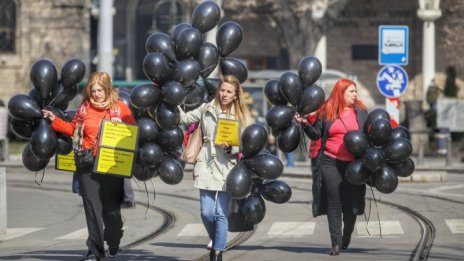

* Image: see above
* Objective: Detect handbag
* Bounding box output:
[180,124,203,164]
[74,148,95,169]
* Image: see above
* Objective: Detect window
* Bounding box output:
[0,0,16,53]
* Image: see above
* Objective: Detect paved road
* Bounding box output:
[1,167,463,260]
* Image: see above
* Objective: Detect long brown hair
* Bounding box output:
[82,72,119,109]
[316,78,366,121]
[214,75,252,127]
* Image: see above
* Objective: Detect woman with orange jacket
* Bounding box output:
[43,72,135,261]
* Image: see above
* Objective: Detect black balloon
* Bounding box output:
[217,21,243,57]
[345,159,371,185]
[279,72,302,107]
[22,144,50,172]
[389,158,415,177]
[203,78,220,99]
[184,83,206,107]
[118,91,131,107]
[260,180,292,204]
[151,102,180,130]
[365,108,390,132]
[162,81,186,106]
[344,130,369,158]
[220,57,248,83]
[367,118,392,147]
[298,56,322,86]
[30,59,58,100]
[30,119,57,160]
[172,23,192,44]
[192,0,221,33]
[158,157,184,185]
[137,117,159,144]
[52,84,78,106]
[143,52,171,85]
[145,32,176,62]
[277,123,301,153]
[130,83,161,109]
[391,126,411,141]
[10,119,39,139]
[265,105,295,131]
[130,105,150,120]
[242,191,266,224]
[297,85,325,115]
[61,59,86,88]
[244,153,283,180]
[64,110,76,122]
[226,162,253,199]
[382,137,413,163]
[132,161,156,182]
[8,94,43,121]
[264,79,287,106]
[228,198,254,232]
[155,127,184,151]
[198,42,219,78]
[173,58,201,87]
[175,27,203,60]
[373,165,399,194]
[50,107,67,122]
[56,134,73,155]
[241,124,268,158]
[139,143,163,168]
[362,148,385,172]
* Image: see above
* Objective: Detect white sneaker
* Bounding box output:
[207,240,213,250]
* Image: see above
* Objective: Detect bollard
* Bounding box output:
[417,135,424,166]
[0,167,6,234]
[446,136,453,166]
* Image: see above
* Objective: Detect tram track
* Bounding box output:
[7,182,255,260]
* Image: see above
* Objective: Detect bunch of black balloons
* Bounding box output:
[264,56,326,153]
[125,1,248,184]
[344,108,414,194]
[226,124,292,229]
[8,58,85,172]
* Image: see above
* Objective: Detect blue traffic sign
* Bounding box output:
[376,65,409,98]
[379,26,409,65]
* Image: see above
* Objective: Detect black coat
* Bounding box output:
[303,106,368,217]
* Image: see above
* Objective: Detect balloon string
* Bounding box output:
[364,187,373,236]
[151,179,156,202]
[34,169,45,186]
[366,186,382,238]
[144,181,149,220]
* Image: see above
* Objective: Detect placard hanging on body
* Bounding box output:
[56,151,76,172]
[214,119,240,146]
[93,120,139,178]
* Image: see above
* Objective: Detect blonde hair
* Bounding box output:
[214,75,252,128]
[82,72,119,109]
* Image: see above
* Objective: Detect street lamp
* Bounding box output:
[417,0,441,103]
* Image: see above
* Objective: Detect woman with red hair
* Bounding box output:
[297,78,368,256]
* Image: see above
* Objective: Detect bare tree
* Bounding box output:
[221,0,349,68]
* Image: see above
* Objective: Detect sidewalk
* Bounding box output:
[1,154,461,183]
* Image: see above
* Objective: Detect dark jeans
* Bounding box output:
[77,166,124,258]
[320,155,357,246]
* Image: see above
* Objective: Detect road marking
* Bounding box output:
[267,222,316,237]
[177,224,209,237]
[445,219,464,233]
[56,228,88,240]
[356,221,404,236]
[0,227,43,241]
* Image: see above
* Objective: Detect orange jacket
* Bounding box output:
[52,100,135,155]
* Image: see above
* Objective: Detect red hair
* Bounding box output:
[316,78,366,121]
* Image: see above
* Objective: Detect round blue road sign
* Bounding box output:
[376,65,408,98]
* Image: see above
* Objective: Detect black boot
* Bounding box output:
[209,249,215,261]
[342,234,351,250]
[329,244,340,256]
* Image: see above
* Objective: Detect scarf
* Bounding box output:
[73,100,122,150]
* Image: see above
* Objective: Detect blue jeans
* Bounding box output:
[286,152,295,167]
[199,190,230,251]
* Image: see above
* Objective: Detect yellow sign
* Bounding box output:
[94,147,134,177]
[214,119,240,146]
[56,151,76,172]
[100,121,139,150]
